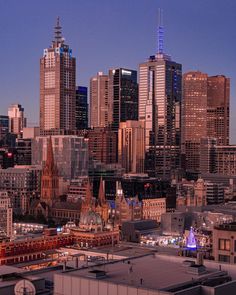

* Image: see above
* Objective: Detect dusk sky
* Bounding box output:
[0,0,235,141]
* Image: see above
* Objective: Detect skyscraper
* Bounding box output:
[207,75,230,145]
[8,104,26,137]
[182,71,208,172]
[90,72,111,128]
[139,54,181,178]
[109,68,138,131]
[40,18,76,135]
[75,86,88,130]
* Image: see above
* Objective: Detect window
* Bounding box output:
[219,239,230,251]
[219,255,230,263]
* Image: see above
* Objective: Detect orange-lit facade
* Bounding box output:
[90,72,112,128]
[182,71,208,172]
[118,120,145,173]
[0,234,74,265]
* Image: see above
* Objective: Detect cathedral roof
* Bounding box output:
[79,210,102,227]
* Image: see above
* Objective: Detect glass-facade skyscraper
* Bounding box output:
[139,53,182,179]
[109,68,138,131]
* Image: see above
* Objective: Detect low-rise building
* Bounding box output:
[54,253,236,295]
[142,197,166,222]
[0,192,13,238]
[0,165,41,214]
[213,222,236,264]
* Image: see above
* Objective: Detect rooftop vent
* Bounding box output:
[87,270,107,279]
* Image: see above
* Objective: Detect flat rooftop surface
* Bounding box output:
[61,254,221,290]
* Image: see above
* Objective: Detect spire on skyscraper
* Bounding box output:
[157,8,164,54]
[54,16,63,43]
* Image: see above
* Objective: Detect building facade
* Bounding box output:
[8,104,26,137]
[90,72,111,128]
[118,120,145,173]
[213,222,236,264]
[40,18,76,135]
[142,197,166,223]
[0,191,13,238]
[87,128,117,164]
[0,165,41,214]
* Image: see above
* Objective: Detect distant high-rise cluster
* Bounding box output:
[1,12,236,279]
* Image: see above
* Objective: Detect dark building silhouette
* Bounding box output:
[109,68,138,131]
[75,86,88,130]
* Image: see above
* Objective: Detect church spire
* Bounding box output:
[85,179,93,207]
[98,177,105,205]
[45,136,55,173]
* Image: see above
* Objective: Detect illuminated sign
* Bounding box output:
[122,69,132,76]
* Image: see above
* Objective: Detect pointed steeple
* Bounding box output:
[85,179,93,207]
[45,136,56,173]
[98,177,105,205]
[41,136,59,206]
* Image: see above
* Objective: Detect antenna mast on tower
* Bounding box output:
[54,16,63,43]
[157,8,164,54]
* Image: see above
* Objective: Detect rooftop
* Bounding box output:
[57,254,227,292]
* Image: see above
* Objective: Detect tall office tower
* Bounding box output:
[182,72,208,172]
[76,86,88,130]
[8,104,26,137]
[0,116,9,142]
[139,14,182,179]
[109,68,138,131]
[118,120,145,174]
[90,72,111,128]
[40,18,76,135]
[207,75,230,145]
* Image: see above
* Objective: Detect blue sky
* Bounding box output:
[0,0,235,141]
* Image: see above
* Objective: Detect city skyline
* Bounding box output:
[0,0,235,140]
